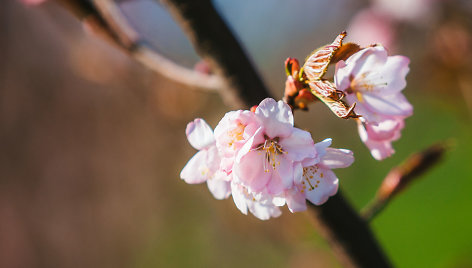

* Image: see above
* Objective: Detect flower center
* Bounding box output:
[348,72,388,96]
[254,136,287,172]
[228,123,245,148]
[300,166,323,193]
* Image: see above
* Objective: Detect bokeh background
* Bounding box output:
[2,0,472,267]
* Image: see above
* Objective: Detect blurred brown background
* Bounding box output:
[2,0,472,267]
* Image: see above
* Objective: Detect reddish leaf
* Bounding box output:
[303,32,346,81]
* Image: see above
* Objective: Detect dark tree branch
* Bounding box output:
[309,192,392,268]
[158,0,392,267]
[159,0,272,108]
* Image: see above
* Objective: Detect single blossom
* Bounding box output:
[213,110,260,173]
[285,139,354,212]
[233,98,317,195]
[180,119,231,200]
[335,45,412,160]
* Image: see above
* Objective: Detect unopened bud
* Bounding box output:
[284,57,300,77]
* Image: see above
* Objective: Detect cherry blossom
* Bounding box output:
[181,98,355,220]
[180,119,231,200]
[213,110,260,173]
[335,45,412,160]
[285,139,354,212]
[233,98,317,195]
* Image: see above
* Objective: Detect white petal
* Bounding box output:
[255,98,294,138]
[248,201,282,220]
[320,148,354,169]
[207,171,231,200]
[293,162,304,185]
[186,118,215,150]
[231,182,248,215]
[180,150,211,184]
[314,138,332,158]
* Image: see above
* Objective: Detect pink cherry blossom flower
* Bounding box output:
[335,46,412,160]
[213,110,260,173]
[233,98,317,195]
[180,119,231,200]
[285,139,354,212]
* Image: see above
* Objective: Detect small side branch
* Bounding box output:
[57,0,223,91]
[362,142,448,221]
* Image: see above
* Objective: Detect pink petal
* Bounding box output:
[255,98,294,138]
[186,118,215,150]
[234,150,271,192]
[337,46,388,87]
[358,122,395,160]
[266,156,294,194]
[334,60,351,91]
[380,55,410,93]
[364,118,403,141]
[302,138,332,167]
[305,168,339,206]
[320,148,354,169]
[279,128,316,162]
[235,127,264,163]
[362,92,413,117]
[285,188,307,212]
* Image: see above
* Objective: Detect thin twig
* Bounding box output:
[57,0,223,91]
[362,142,448,221]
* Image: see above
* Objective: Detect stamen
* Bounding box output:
[252,137,286,172]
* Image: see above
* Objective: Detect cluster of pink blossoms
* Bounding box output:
[181,99,354,220]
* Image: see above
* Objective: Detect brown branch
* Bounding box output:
[159,0,272,108]
[362,142,448,221]
[309,191,392,268]
[158,0,392,267]
[57,0,223,91]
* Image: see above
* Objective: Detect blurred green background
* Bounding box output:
[2,0,472,267]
